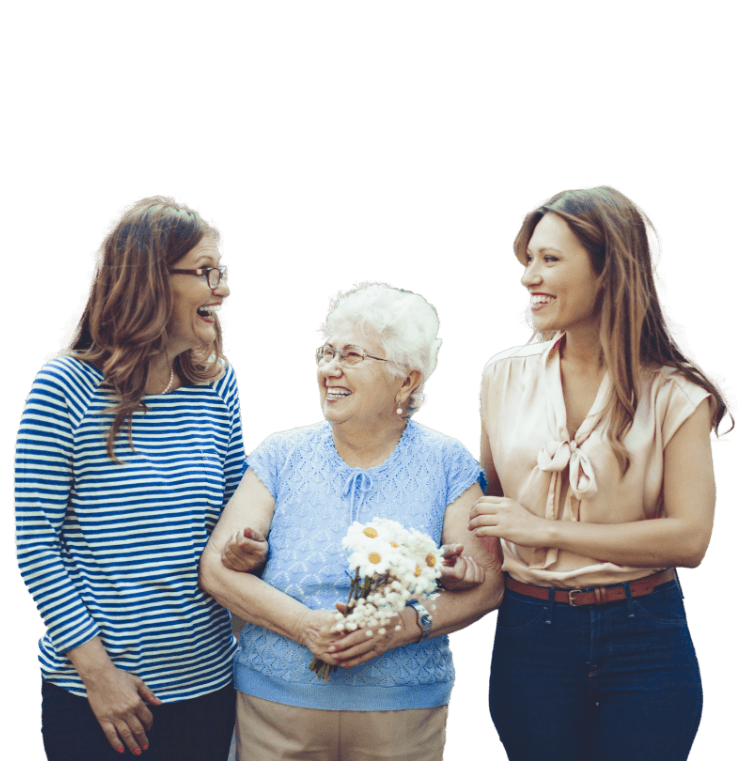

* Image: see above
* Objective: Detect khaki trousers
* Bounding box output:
[235,692,447,761]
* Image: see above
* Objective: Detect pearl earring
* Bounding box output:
[396,406,403,415]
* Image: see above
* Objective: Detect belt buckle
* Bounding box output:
[568,589,582,606]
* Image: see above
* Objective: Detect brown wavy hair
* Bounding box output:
[71,197,226,461]
[514,186,732,473]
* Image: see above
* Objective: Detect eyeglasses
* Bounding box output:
[169,266,228,289]
[315,344,389,366]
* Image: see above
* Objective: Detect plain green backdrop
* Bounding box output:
[4,3,739,759]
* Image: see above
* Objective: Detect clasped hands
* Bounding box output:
[220,528,491,669]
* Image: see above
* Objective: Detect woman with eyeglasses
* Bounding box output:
[15,198,243,760]
[199,283,503,761]
[471,187,731,760]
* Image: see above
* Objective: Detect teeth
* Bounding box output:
[327,389,351,398]
[201,304,221,313]
[530,295,555,305]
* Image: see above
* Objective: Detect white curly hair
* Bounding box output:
[322,283,442,416]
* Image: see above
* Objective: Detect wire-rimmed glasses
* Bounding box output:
[315,344,388,366]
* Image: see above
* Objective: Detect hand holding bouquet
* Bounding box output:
[310,518,444,679]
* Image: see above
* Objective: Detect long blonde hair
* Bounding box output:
[71,197,226,460]
[514,186,731,473]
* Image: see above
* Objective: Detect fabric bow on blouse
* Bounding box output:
[533,336,612,569]
[343,469,375,524]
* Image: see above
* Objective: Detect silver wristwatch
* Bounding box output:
[406,600,432,641]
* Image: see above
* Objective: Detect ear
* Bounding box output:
[396,369,423,405]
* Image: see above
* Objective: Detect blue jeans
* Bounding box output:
[41,680,235,761]
[489,577,703,761]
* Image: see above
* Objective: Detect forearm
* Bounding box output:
[546,516,711,568]
[396,566,504,646]
[199,544,309,643]
[432,564,503,637]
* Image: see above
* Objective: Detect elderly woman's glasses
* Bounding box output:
[315,345,388,366]
[170,266,228,289]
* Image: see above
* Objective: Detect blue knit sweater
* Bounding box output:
[234,420,485,711]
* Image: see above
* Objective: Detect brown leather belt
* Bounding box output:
[505,568,676,607]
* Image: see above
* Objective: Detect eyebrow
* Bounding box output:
[325,342,362,350]
[526,246,562,254]
[192,256,221,267]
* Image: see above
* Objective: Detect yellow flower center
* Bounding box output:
[426,553,436,568]
[368,553,382,564]
[390,542,399,548]
[414,565,422,577]
[363,527,378,538]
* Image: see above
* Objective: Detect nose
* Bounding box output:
[521,260,542,288]
[212,279,230,298]
[319,354,344,378]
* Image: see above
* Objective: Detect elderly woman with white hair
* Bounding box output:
[199,284,503,761]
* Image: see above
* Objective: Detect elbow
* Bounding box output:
[679,545,707,569]
[198,549,223,599]
[489,573,505,610]
[475,569,505,616]
[675,532,711,569]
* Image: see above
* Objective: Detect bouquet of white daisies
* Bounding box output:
[309,517,444,680]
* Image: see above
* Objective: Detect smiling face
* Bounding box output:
[521,212,603,337]
[166,234,229,356]
[317,324,405,429]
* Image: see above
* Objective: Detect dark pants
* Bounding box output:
[489,578,703,761]
[42,680,236,761]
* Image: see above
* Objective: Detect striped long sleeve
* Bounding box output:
[15,356,245,701]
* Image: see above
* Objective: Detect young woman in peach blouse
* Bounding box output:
[471,187,730,760]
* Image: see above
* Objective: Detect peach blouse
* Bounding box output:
[481,333,711,589]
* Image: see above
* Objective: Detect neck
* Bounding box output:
[330,415,407,469]
[561,323,603,373]
[146,353,176,395]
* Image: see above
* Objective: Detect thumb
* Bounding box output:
[441,543,464,558]
[242,527,266,542]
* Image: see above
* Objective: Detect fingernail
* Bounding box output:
[134,749,142,756]
[116,748,124,755]
[143,745,149,751]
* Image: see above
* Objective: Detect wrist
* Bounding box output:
[68,640,117,685]
[404,600,432,643]
[542,519,560,548]
[396,608,421,646]
[291,607,313,647]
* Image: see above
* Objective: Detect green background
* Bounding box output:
[0,0,743,761]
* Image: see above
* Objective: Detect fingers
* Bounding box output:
[134,678,161,709]
[330,614,398,666]
[100,722,127,755]
[112,714,149,756]
[441,543,464,566]
[468,514,498,532]
[334,634,383,664]
[470,495,510,516]
[464,556,485,584]
[221,529,268,571]
[439,554,487,590]
[99,712,150,756]
[440,564,464,583]
[242,526,266,542]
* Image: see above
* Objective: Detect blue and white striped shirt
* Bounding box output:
[15,356,245,702]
